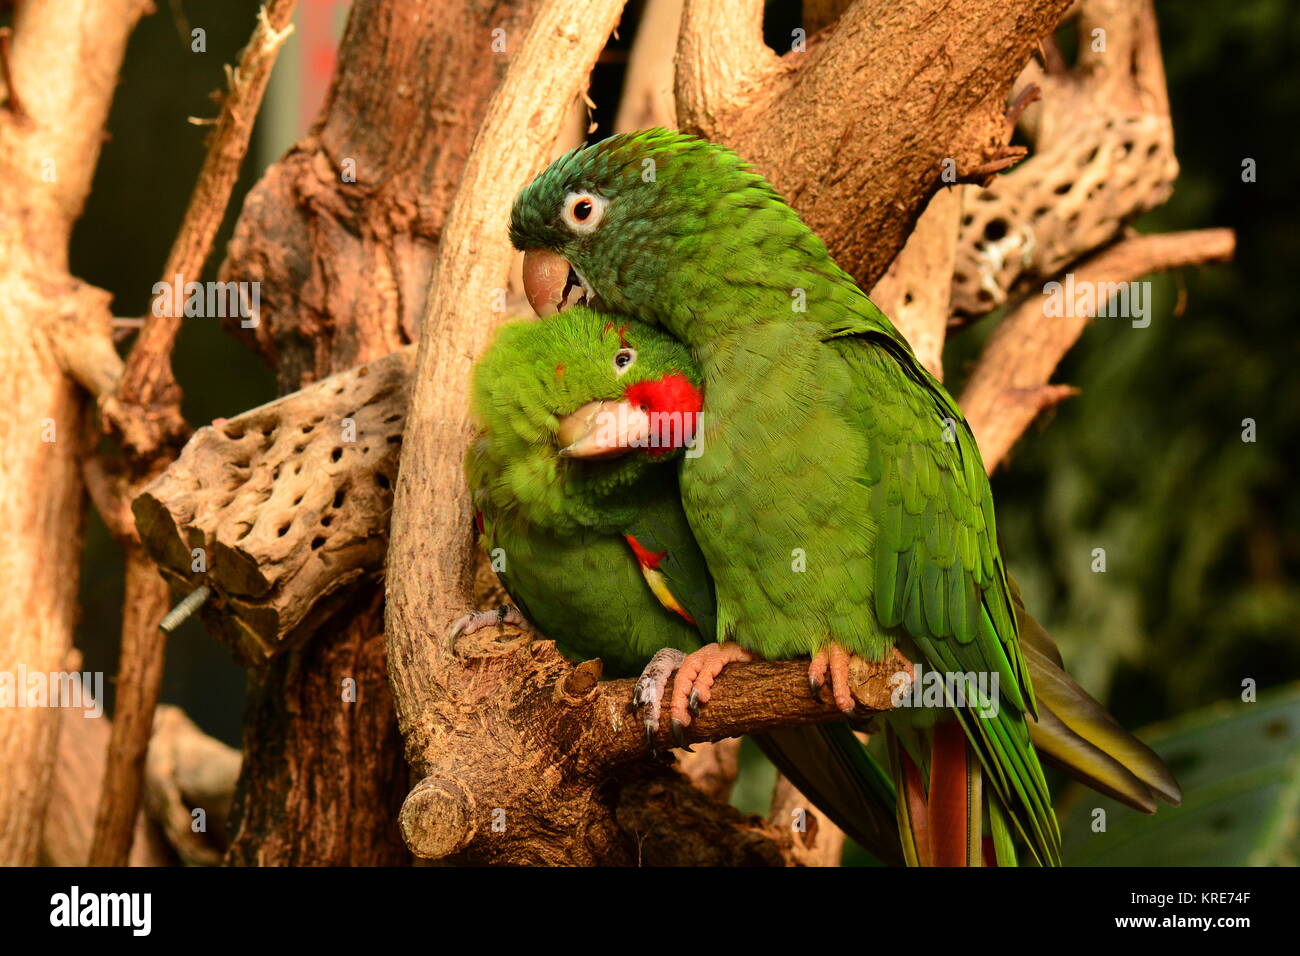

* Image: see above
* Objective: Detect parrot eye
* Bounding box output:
[561,191,606,233]
[612,348,636,376]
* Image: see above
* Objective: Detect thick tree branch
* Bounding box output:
[384,0,627,804]
[0,0,153,867]
[676,0,1074,288]
[395,629,905,863]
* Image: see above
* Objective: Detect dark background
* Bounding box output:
[49,1,1298,857]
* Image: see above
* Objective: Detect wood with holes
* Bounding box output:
[133,348,413,666]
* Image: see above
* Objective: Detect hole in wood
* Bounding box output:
[983,219,1007,242]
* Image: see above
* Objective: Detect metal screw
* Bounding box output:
[160,586,211,634]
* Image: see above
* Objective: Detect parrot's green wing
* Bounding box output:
[621,476,719,638]
[827,318,1060,865]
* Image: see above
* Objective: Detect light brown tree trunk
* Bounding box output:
[0,0,154,866]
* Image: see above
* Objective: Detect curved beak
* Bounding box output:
[523,248,590,317]
[557,399,651,459]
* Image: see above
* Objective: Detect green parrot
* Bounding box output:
[463,307,905,864]
[507,128,1181,866]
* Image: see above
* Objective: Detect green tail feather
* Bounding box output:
[1014,597,1183,811]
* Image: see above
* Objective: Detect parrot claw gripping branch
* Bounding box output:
[125,0,1232,866]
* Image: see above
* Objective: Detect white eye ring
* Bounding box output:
[612,348,636,376]
[561,191,607,233]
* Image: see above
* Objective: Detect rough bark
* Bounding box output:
[220,0,547,388]
[210,0,549,865]
[675,0,1075,289]
[133,348,413,664]
[950,0,1179,318]
[0,0,153,867]
[393,629,904,864]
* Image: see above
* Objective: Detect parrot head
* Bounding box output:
[470,308,703,521]
[509,128,823,345]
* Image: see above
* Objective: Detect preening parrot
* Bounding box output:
[465,308,905,864]
[507,129,1181,866]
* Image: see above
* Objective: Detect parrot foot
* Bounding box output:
[632,647,686,755]
[808,642,858,716]
[669,642,754,730]
[447,604,529,650]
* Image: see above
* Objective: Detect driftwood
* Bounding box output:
[134,349,412,664]
[950,0,1179,318]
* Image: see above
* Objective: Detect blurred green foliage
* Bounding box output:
[1061,684,1300,865]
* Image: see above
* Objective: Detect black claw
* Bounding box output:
[809,675,823,699]
[671,718,689,751]
[687,689,701,718]
[645,723,656,756]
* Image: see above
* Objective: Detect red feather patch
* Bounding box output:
[624,534,665,570]
[602,321,631,348]
[623,374,703,456]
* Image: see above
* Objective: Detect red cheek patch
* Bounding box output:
[623,373,704,455]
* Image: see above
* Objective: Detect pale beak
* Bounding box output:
[556,399,651,458]
[522,248,589,317]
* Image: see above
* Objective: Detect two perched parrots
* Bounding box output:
[466,309,904,863]
[490,128,1179,865]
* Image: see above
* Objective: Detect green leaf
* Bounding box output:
[1059,684,1300,865]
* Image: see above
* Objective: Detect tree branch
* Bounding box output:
[961,228,1236,470]
[384,0,627,808]
[0,0,153,867]
[88,0,298,869]
[676,0,1074,287]
[951,0,1178,318]
[104,0,297,460]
